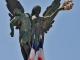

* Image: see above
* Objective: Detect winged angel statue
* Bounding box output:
[5,0,74,60]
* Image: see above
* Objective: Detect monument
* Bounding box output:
[5,0,74,60]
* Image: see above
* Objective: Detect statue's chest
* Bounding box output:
[32,18,43,28]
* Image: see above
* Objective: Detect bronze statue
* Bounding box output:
[5,0,74,60]
[31,0,74,51]
[5,0,32,60]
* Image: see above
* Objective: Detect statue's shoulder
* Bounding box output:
[32,15,37,20]
[39,16,43,20]
[25,13,31,18]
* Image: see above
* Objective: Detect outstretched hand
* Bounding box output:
[10,31,14,37]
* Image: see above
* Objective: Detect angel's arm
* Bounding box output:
[43,8,62,20]
[10,16,19,32]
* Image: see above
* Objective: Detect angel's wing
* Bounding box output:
[5,0,24,17]
[43,0,61,33]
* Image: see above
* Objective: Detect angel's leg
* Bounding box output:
[20,45,28,60]
[20,29,31,58]
[19,31,28,60]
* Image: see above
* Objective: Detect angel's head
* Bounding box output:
[13,8,22,15]
[31,5,41,16]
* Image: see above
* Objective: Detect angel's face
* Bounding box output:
[35,7,41,17]
[32,5,41,16]
[35,9,40,15]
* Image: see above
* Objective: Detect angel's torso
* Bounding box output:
[31,15,44,49]
[19,14,31,31]
[31,15,44,36]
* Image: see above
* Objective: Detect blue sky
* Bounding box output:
[0,0,80,60]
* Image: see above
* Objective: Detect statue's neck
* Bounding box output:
[35,14,39,18]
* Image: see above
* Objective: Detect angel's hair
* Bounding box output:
[13,8,22,15]
[31,5,41,16]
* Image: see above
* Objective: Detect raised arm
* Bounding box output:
[43,0,74,21]
[43,8,63,20]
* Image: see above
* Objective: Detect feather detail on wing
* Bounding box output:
[43,0,61,33]
[5,0,24,16]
